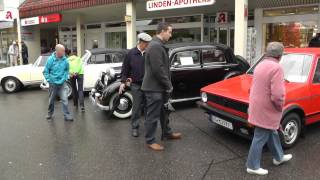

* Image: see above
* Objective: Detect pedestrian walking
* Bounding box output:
[68,50,85,111]
[309,31,320,47]
[119,32,152,137]
[43,44,73,121]
[246,42,292,175]
[141,22,182,151]
[21,41,29,65]
[8,41,18,66]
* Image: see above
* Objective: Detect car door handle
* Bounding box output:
[224,68,230,71]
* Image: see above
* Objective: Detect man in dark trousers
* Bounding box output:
[21,41,28,65]
[119,32,152,137]
[142,22,182,151]
[309,31,320,47]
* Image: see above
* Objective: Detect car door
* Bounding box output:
[201,48,234,86]
[30,55,48,84]
[309,56,320,122]
[83,53,110,90]
[170,49,202,100]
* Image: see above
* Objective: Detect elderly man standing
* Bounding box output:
[119,32,152,137]
[246,42,292,175]
[43,44,73,121]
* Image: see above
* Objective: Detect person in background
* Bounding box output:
[119,32,152,137]
[21,41,29,65]
[309,31,320,47]
[68,50,85,111]
[43,44,73,121]
[8,41,19,66]
[246,42,292,176]
[141,22,182,151]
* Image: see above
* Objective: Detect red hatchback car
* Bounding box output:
[198,48,320,148]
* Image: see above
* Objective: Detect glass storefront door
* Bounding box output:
[265,21,318,48]
[209,27,232,47]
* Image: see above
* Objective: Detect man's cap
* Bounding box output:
[138,33,152,42]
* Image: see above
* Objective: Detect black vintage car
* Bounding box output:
[90,43,250,118]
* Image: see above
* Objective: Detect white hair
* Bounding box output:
[55,44,65,51]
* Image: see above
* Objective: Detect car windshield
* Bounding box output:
[248,53,313,83]
[34,55,49,67]
[81,51,91,63]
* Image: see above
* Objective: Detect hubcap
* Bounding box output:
[5,80,16,92]
[283,120,298,145]
[117,97,129,111]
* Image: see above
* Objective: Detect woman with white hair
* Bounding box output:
[246,42,292,175]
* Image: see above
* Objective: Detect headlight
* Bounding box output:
[201,92,207,103]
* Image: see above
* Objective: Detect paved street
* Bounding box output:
[0,87,320,180]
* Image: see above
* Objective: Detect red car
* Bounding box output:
[198,48,320,148]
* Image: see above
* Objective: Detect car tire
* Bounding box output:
[1,77,21,93]
[279,113,301,149]
[109,91,133,119]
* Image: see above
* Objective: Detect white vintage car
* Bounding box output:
[40,48,126,97]
[0,48,127,94]
[0,54,50,93]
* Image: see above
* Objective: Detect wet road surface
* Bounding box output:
[0,87,320,180]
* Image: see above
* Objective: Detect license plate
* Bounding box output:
[210,115,233,130]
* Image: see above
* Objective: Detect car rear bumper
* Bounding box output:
[197,101,253,137]
[90,90,110,111]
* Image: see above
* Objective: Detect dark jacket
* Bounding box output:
[22,44,28,59]
[309,35,320,47]
[141,36,173,92]
[120,47,145,84]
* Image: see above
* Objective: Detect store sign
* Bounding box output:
[39,14,62,24]
[0,8,18,21]
[21,13,62,27]
[21,17,39,26]
[147,0,215,11]
[216,12,228,24]
[0,21,13,29]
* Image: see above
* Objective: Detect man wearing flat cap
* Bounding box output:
[120,32,152,137]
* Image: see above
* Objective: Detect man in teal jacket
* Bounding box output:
[43,44,73,121]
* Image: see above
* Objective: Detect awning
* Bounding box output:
[19,0,130,18]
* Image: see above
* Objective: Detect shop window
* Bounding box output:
[105,22,126,28]
[136,18,163,26]
[202,49,226,64]
[263,6,319,17]
[87,24,101,29]
[165,15,201,23]
[313,59,320,84]
[170,28,201,44]
[172,50,200,67]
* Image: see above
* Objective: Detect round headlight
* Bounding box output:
[201,92,207,103]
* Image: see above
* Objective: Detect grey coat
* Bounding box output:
[141,37,173,92]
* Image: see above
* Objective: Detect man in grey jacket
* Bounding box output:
[142,22,182,151]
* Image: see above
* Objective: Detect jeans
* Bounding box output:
[144,91,172,144]
[70,74,84,107]
[48,83,72,119]
[246,127,284,170]
[130,83,145,130]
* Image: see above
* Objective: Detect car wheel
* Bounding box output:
[279,113,301,149]
[1,77,21,93]
[109,91,133,119]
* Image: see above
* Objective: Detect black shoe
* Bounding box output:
[132,129,139,137]
[46,115,52,120]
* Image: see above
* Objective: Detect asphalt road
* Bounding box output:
[0,87,320,180]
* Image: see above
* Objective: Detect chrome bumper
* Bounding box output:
[90,91,110,111]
